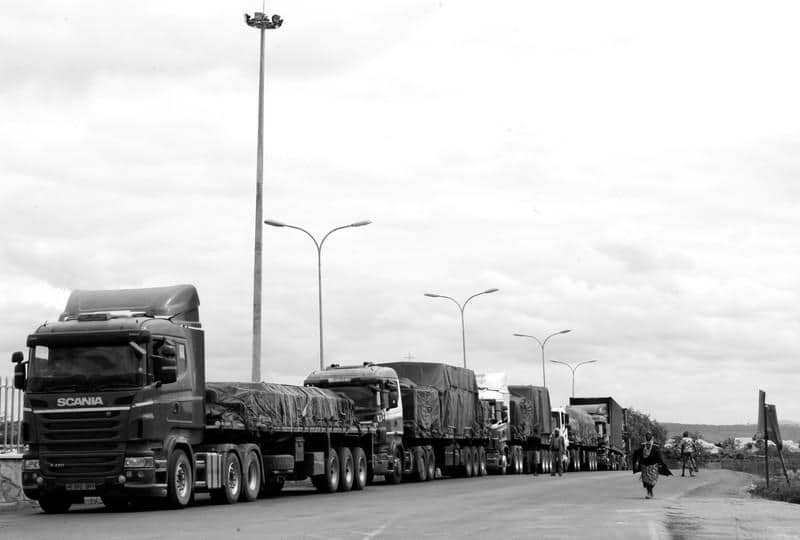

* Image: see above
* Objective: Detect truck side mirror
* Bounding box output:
[388,390,399,409]
[11,351,25,390]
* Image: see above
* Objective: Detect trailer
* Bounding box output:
[568,396,628,470]
[477,373,555,475]
[551,406,600,471]
[306,361,489,483]
[11,285,382,513]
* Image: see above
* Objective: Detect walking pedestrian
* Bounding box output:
[632,432,671,499]
[680,431,696,477]
[550,428,566,477]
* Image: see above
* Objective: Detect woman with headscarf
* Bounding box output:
[632,432,672,499]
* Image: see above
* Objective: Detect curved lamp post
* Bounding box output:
[264,219,372,369]
[550,359,597,397]
[424,288,499,368]
[512,329,571,387]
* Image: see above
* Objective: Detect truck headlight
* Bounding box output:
[124,456,154,468]
[23,459,40,470]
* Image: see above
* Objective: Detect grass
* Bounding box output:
[750,472,800,504]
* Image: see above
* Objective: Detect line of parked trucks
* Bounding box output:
[10,285,629,513]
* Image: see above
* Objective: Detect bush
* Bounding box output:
[751,475,800,504]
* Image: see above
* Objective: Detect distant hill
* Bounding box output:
[662,422,800,444]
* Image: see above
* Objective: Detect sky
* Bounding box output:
[2,1,799,425]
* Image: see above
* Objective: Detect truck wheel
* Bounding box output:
[38,494,72,514]
[478,447,487,476]
[517,448,525,474]
[167,449,193,509]
[386,447,403,485]
[351,447,368,491]
[240,451,262,502]
[414,447,427,482]
[463,446,474,477]
[337,447,354,492]
[425,447,436,481]
[212,452,242,504]
[498,452,508,475]
[101,496,129,512]
[318,450,340,492]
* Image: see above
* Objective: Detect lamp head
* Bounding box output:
[559,329,571,334]
[264,219,286,227]
[424,293,441,298]
[351,220,372,227]
[483,288,499,294]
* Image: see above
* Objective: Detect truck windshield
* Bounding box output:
[326,385,378,417]
[26,343,146,393]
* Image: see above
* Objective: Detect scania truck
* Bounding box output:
[11,285,386,513]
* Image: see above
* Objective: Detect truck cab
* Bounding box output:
[12,285,206,512]
[304,364,399,481]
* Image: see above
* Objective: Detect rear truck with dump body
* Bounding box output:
[305,361,489,483]
[476,373,555,475]
[568,396,628,470]
[551,406,600,471]
[11,285,380,513]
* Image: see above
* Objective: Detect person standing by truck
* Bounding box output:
[680,431,696,477]
[550,428,566,476]
[632,433,671,499]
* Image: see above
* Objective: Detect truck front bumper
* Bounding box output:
[22,468,166,500]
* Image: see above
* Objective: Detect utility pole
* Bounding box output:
[245,11,283,382]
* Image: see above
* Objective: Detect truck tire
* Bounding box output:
[477,447,487,476]
[167,449,193,509]
[314,450,340,493]
[101,496,129,512]
[212,452,242,504]
[240,450,262,502]
[498,452,508,475]
[517,448,524,474]
[337,447,354,492]
[463,446,474,477]
[38,494,72,514]
[351,447,368,491]
[425,447,436,481]
[414,447,427,482]
[385,447,403,485]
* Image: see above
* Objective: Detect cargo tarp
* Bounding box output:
[381,362,482,438]
[507,385,553,439]
[205,382,356,430]
[565,405,598,446]
[399,379,442,438]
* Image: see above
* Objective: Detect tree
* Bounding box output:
[626,408,668,449]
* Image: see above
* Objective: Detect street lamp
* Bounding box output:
[424,288,499,368]
[550,359,597,397]
[264,219,372,369]
[512,329,571,388]
[245,11,283,383]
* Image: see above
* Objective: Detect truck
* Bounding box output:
[568,397,628,470]
[476,372,555,475]
[11,285,387,513]
[551,406,599,471]
[304,361,488,482]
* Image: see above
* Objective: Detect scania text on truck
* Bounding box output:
[11,285,384,513]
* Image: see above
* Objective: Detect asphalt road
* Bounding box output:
[3,469,799,539]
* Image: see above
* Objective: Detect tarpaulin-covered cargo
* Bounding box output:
[507,385,553,440]
[205,382,356,431]
[566,405,598,446]
[569,397,625,453]
[398,379,442,438]
[381,362,482,438]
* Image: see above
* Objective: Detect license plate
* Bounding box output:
[66,482,96,491]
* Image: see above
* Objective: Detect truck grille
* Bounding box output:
[37,410,126,477]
